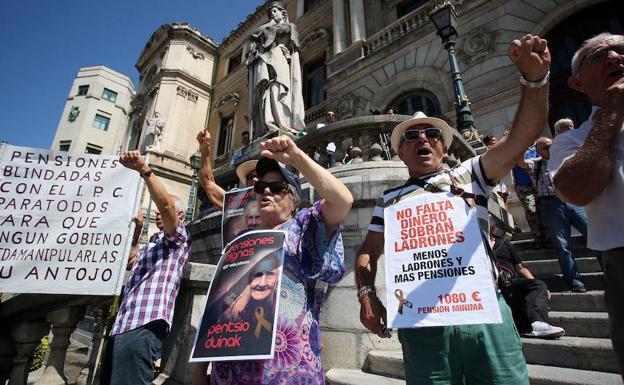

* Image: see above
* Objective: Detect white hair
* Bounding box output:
[554,118,574,134]
[571,33,623,75]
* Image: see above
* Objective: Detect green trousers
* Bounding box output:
[398,295,529,385]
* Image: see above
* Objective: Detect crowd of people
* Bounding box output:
[99,31,624,385]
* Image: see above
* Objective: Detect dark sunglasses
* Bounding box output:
[403,128,442,142]
[579,42,624,71]
[254,181,290,194]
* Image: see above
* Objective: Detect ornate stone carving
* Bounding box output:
[335,93,360,119]
[68,106,80,122]
[217,92,240,108]
[177,85,199,102]
[300,28,330,51]
[177,85,188,97]
[187,90,199,102]
[460,27,497,64]
[145,112,165,150]
[148,83,160,97]
[186,45,205,60]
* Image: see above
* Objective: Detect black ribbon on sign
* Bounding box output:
[395,289,413,315]
[254,306,272,338]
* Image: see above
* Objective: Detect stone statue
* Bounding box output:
[145,111,165,150]
[68,106,80,122]
[246,1,306,138]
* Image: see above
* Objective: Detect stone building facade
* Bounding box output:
[123,23,219,235]
[50,66,134,155]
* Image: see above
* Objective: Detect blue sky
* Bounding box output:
[0,0,265,149]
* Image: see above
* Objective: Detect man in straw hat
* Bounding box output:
[356,34,551,385]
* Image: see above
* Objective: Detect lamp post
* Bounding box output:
[429,1,485,152]
[186,151,201,223]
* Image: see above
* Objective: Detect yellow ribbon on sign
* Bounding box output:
[395,289,413,315]
[254,306,272,338]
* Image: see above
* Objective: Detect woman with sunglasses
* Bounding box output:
[211,136,353,385]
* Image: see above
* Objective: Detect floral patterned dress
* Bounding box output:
[212,201,345,385]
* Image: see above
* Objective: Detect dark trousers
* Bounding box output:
[100,320,167,385]
[603,248,624,380]
[503,278,549,333]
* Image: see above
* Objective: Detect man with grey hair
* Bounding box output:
[548,32,624,378]
[553,118,574,135]
[101,151,191,385]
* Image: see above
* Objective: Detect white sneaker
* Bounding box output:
[524,321,565,339]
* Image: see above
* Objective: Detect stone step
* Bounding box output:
[523,257,602,276]
[539,272,604,292]
[326,368,405,385]
[364,350,623,384]
[523,336,618,373]
[512,236,585,252]
[518,247,590,261]
[548,311,610,338]
[549,291,605,312]
[527,364,623,385]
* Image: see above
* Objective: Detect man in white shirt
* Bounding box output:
[548,32,624,379]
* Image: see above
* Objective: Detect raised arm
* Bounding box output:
[260,136,353,232]
[120,151,180,237]
[482,34,551,181]
[553,81,624,205]
[356,231,388,338]
[196,129,225,209]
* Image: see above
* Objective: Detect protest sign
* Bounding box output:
[0,144,142,295]
[384,193,502,328]
[191,230,286,362]
[222,187,260,249]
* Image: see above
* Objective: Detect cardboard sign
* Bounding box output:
[221,187,261,249]
[0,144,142,295]
[191,230,286,362]
[383,193,502,328]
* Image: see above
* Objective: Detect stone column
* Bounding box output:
[9,320,50,385]
[349,0,366,43]
[333,0,347,54]
[296,0,304,18]
[36,307,85,385]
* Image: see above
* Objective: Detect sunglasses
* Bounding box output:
[403,128,442,142]
[578,42,624,72]
[253,181,290,194]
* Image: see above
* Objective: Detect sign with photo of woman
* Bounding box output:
[221,187,261,249]
[191,230,286,361]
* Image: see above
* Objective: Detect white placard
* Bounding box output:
[384,193,502,328]
[0,144,143,295]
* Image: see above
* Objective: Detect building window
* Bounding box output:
[391,90,441,117]
[304,0,321,12]
[396,0,428,18]
[85,143,103,155]
[102,88,118,103]
[59,140,71,152]
[77,85,89,96]
[217,116,234,156]
[227,52,241,74]
[92,114,111,131]
[303,57,325,108]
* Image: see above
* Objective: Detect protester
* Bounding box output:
[100,151,190,385]
[512,146,548,247]
[210,135,352,384]
[355,34,550,384]
[316,111,338,168]
[229,131,252,166]
[548,32,624,378]
[519,137,597,292]
[553,118,574,135]
[490,227,565,338]
[197,128,259,209]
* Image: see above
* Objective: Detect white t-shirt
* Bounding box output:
[548,106,624,251]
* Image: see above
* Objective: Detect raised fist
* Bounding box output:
[119,151,149,173]
[509,34,551,82]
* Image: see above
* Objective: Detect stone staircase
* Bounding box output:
[326,235,623,385]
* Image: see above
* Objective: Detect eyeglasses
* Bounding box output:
[403,128,442,142]
[577,42,624,73]
[254,181,290,194]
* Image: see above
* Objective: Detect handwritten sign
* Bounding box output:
[0,144,142,295]
[191,230,286,362]
[384,193,501,328]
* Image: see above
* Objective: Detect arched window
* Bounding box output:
[545,0,624,130]
[390,90,441,116]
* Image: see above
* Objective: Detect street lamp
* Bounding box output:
[186,151,201,222]
[429,1,485,152]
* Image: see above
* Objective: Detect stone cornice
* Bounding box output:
[137,23,218,71]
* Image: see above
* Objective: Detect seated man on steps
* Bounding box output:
[490,226,565,338]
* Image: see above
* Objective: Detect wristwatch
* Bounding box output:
[520,70,550,88]
[141,169,153,178]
